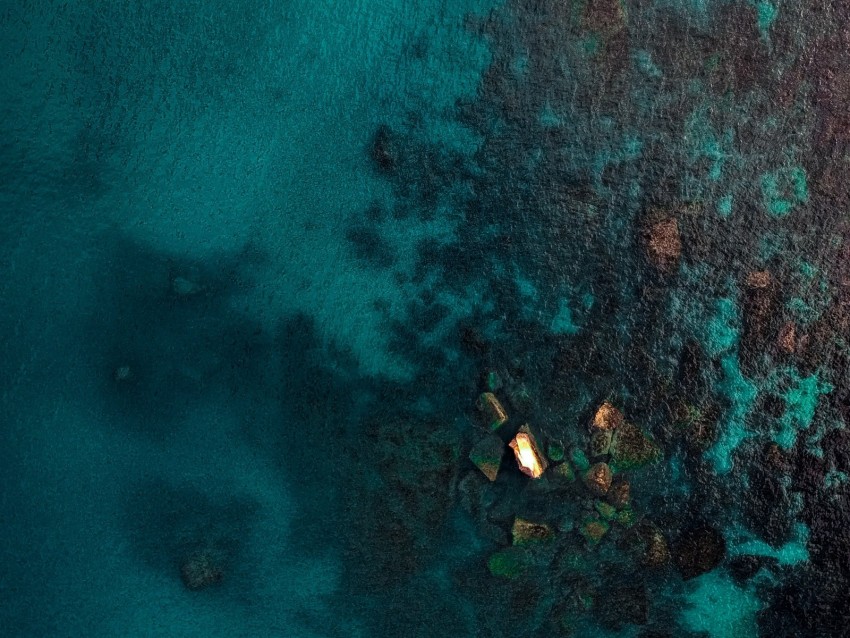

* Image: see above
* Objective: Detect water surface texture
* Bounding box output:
[2,0,850,636]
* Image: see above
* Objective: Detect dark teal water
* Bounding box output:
[2,0,849,636]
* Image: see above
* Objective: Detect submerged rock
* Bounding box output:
[477,392,508,431]
[113,365,133,382]
[673,524,726,580]
[583,462,613,496]
[644,217,681,272]
[371,124,398,172]
[552,461,576,482]
[741,270,779,364]
[598,586,649,629]
[180,550,223,590]
[638,523,670,568]
[469,434,505,482]
[610,422,661,470]
[512,517,555,545]
[606,479,631,509]
[580,517,610,544]
[590,429,613,457]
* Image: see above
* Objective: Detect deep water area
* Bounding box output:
[3,0,850,636]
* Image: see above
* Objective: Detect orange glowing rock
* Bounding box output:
[509,425,548,479]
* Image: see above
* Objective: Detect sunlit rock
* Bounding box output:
[477,392,508,431]
[469,434,505,482]
[509,425,548,479]
[591,401,623,432]
[583,462,613,496]
[512,517,554,545]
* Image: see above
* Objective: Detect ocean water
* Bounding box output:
[3,0,850,636]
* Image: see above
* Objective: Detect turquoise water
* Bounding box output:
[3,0,850,636]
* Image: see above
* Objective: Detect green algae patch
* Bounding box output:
[547,442,565,462]
[770,367,832,450]
[615,505,635,528]
[705,353,758,474]
[570,447,591,472]
[595,500,617,520]
[682,571,763,638]
[487,547,529,579]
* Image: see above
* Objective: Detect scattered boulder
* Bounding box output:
[610,422,661,470]
[637,523,670,568]
[672,524,726,580]
[606,479,631,509]
[469,434,505,482]
[590,430,613,457]
[477,392,508,431]
[584,462,613,496]
[512,517,555,545]
[644,217,681,272]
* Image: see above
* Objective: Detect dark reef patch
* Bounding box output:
[88,236,275,438]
